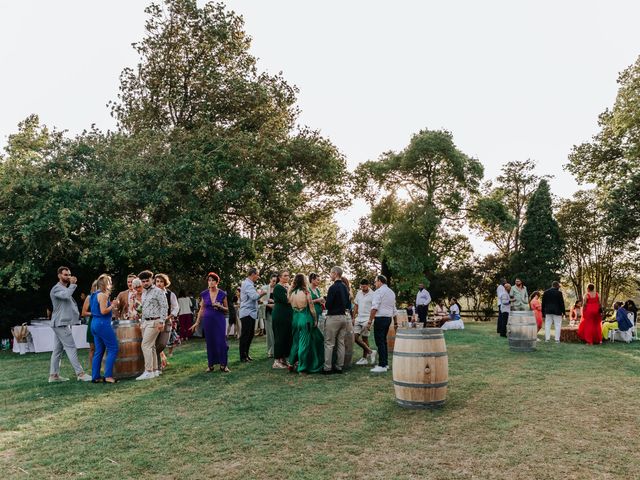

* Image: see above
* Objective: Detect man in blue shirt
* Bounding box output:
[239,267,266,362]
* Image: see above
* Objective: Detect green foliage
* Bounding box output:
[556,190,639,306]
[0,0,348,327]
[346,217,385,284]
[566,55,640,241]
[351,129,483,288]
[510,180,563,291]
[469,160,545,259]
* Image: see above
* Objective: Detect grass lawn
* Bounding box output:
[1,322,639,479]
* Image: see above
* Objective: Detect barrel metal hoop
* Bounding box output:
[393,380,448,388]
[115,338,143,344]
[396,334,444,340]
[396,399,445,409]
[393,351,448,357]
[397,329,442,334]
[112,321,141,327]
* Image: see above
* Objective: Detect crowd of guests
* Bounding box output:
[495,278,638,344]
[206,266,400,375]
[49,266,191,383]
[49,265,451,382]
[47,264,636,384]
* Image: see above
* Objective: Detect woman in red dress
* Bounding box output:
[529,291,543,332]
[577,283,602,345]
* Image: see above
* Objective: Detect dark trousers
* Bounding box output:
[416,304,428,323]
[239,316,256,360]
[497,311,509,337]
[373,316,392,367]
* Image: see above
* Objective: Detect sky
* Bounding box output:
[1,1,639,253]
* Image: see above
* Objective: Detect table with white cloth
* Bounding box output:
[12,324,89,353]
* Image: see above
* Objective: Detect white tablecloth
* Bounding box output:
[13,324,88,353]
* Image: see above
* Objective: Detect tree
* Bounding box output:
[556,190,639,306]
[510,179,563,291]
[0,1,349,327]
[566,55,640,242]
[354,129,483,289]
[346,216,386,284]
[106,0,348,285]
[469,160,547,260]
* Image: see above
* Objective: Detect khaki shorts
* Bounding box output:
[353,322,370,337]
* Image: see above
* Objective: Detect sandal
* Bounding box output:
[205,367,215,373]
[220,366,230,373]
[91,377,104,384]
[103,377,118,384]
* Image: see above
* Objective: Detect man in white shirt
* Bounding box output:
[415,283,432,325]
[367,275,397,373]
[352,279,376,366]
[496,278,507,335]
[498,283,511,337]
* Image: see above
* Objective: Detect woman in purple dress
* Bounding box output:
[190,272,230,372]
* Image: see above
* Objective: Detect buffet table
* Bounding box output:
[13,324,89,353]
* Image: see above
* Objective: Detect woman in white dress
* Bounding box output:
[441,297,465,330]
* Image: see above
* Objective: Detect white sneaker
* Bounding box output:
[370,365,387,373]
[76,373,92,382]
[368,350,377,365]
[154,370,162,377]
[136,371,155,381]
[48,375,69,383]
[355,357,368,365]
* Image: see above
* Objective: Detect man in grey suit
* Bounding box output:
[49,266,91,382]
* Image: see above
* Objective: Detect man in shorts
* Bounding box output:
[353,279,376,365]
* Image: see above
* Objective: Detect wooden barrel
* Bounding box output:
[112,320,145,379]
[387,324,396,351]
[396,309,409,328]
[392,328,448,409]
[507,311,537,352]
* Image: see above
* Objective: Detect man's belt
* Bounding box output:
[144,317,161,321]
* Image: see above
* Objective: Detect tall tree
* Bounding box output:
[556,190,638,306]
[106,0,348,283]
[510,179,563,291]
[469,160,546,260]
[354,129,483,290]
[566,55,640,242]
[0,0,348,327]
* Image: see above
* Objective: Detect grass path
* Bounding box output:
[1,323,639,479]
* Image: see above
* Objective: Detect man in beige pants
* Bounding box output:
[136,270,168,381]
[323,266,351,374]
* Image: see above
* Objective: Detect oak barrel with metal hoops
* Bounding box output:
[387,323,396,351]
[392,328,448,408]
[507,310,537,352]
[111,320,145,379]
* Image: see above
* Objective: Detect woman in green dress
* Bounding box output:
[307,273,326,370]
[272,270,293,369]
[287,274,324,373]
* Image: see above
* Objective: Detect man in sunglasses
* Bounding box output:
[48,266,92,382]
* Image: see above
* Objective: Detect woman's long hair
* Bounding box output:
[290,273,307,294]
